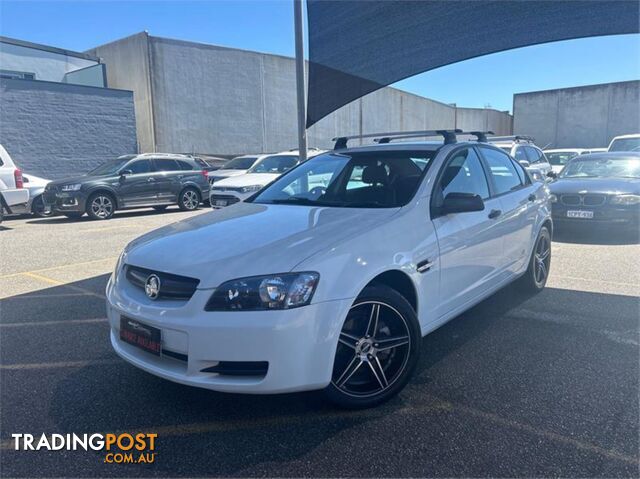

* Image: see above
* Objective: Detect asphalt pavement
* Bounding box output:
[0,207,638,477]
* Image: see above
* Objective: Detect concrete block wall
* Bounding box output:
[90,33,513,156]
[513,81,640,149]
[0,78,137,179]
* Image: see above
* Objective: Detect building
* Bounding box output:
[88,32,513,156]
[513,80,640,149]
[0,36,137,179]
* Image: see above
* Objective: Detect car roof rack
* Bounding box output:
[487,135,535,143]
[464,131,495,142]
[332,129,463,149]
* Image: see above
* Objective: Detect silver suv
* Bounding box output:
[489,135,551,181]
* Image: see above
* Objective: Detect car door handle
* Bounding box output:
[416,259,433,273]
[147,177,156,182]
[528,194,536,202]
[488,209,502,219]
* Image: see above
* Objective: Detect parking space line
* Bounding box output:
[0,359,120,370]
[81,225,134,233]
[0,292,96,300]
[19,272,106,299]
[0,318,107,328]
[0,257,117,279]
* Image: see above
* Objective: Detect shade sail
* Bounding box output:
[306,0,640,127]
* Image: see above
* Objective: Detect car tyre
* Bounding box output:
[518,225,551,293]
[86,192,115,220]
[178,187,201,211]
[325,284,421,409]
[31,196,52,218]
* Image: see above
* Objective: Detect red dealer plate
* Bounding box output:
[120,317,161,356]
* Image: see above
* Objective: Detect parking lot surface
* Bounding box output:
[0,208,638,477]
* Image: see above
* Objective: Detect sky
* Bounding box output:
[1,0,639,112]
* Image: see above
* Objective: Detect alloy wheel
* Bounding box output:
[182,190,199,210]
[332,301,411,398]
[91,195,114,219]
[534,233,551,286]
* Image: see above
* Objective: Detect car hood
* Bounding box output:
[209,169,247,179]
[211,172,281,189]
[124,202,399,288]
[550,177,640,195]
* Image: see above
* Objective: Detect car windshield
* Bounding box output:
[560,157,640,178]
[250,150,436,208]
[87,158,130,176]
[249,155,299,174]
[546,151,580,166]
[609,137,640,152]
[225,156,258,170]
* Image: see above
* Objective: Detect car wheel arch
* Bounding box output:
[363,269,418,314]
[88,188,119,209]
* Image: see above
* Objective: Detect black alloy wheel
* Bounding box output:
[325,285,420,408]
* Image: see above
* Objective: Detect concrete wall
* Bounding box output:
[513,81,640,149]
[90,33,513,156]
[88,33,154,153]
[0,78,137,179]
[455,107,513,135]
[0,40,101,85]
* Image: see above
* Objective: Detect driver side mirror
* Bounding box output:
[518,159,531,168]
[119,169,132,181]
[441,192,485,215]
[546,171,558,179]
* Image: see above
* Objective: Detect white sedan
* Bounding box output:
[107,132,552,408]
[209,150,323,207]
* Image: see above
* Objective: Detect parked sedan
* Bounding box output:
[549,152,640,230]
[43,153,210,220]
[544,149,590,174]
[207,154,265,185]
[108,132,551,408]
[209,150,322,208]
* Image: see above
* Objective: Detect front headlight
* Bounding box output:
[240,184,263,194]
[610,194,640,205]
[205,272,320,311]
[549,194,558,203]
[61,183,81,192]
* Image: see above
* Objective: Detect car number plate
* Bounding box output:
[120,317,161,356]
[567,210,594,219]
[215,200,228,206]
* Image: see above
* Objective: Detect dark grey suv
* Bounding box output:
[43,154,211,220]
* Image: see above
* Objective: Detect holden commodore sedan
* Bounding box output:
[107,131,552,408]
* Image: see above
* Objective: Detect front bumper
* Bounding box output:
[42,190,86,213]
[106,271,353,394]
[209,190,252,208]
[551,204,640,227]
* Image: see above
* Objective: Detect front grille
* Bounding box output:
[583,194,606,206]
[560,194,607,207]
[560,194,581,206]
[200,361,268,377]
[125,265,199,300]
[210,194,240,205]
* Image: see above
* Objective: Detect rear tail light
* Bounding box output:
[201,169,209,179]
[14,169,23,189]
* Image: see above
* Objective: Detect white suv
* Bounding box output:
[209,149,324,208]
[107,130,551,408]
[0,144,29,222]
[489,135,551,181]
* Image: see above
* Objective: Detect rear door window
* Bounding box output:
[154,159,181,172]
[480,147,524,195]
[177,160,194,171]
